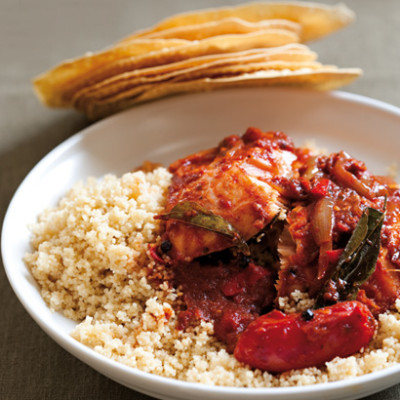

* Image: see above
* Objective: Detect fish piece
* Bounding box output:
[165,127,298,260]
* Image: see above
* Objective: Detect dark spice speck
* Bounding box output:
[239,254,251,268]
[301,309,314,321]
[160,240,172,253]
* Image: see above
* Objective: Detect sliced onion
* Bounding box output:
[332,152,375,200]
[312,197,334,247]
[312,197,335,280]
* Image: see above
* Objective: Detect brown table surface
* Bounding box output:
[1,0,400,399]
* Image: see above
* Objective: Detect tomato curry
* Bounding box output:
[154,127,400,372]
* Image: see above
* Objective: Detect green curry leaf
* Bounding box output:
[315,207,384,307]
[338,208,383,289]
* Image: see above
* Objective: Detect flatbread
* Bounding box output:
[121,17,301,41]
[72,44,316,109]
[123,2,354,42]
[83,67,362,120]
[33,39,188,107]
[34,29,299,108]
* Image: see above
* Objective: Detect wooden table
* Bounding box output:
[1,0,400,398]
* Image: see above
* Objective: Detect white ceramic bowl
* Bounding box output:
[3,88,400,400]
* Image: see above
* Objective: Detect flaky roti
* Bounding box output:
[121,17,301,41]
[83,68,362,120]
[72,45,317,109]
[35,29,299,108]
[33,39,188,107]
[124,2,354,42]
[32,2,360,120]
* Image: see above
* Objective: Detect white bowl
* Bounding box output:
[3,88,400,400]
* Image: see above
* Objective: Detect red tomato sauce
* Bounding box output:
[158,128,400,372]
[174,258,276,352]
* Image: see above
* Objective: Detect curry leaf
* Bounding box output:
[160,201,249,253]
[315,207,384,307]
[339,208,383,284]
